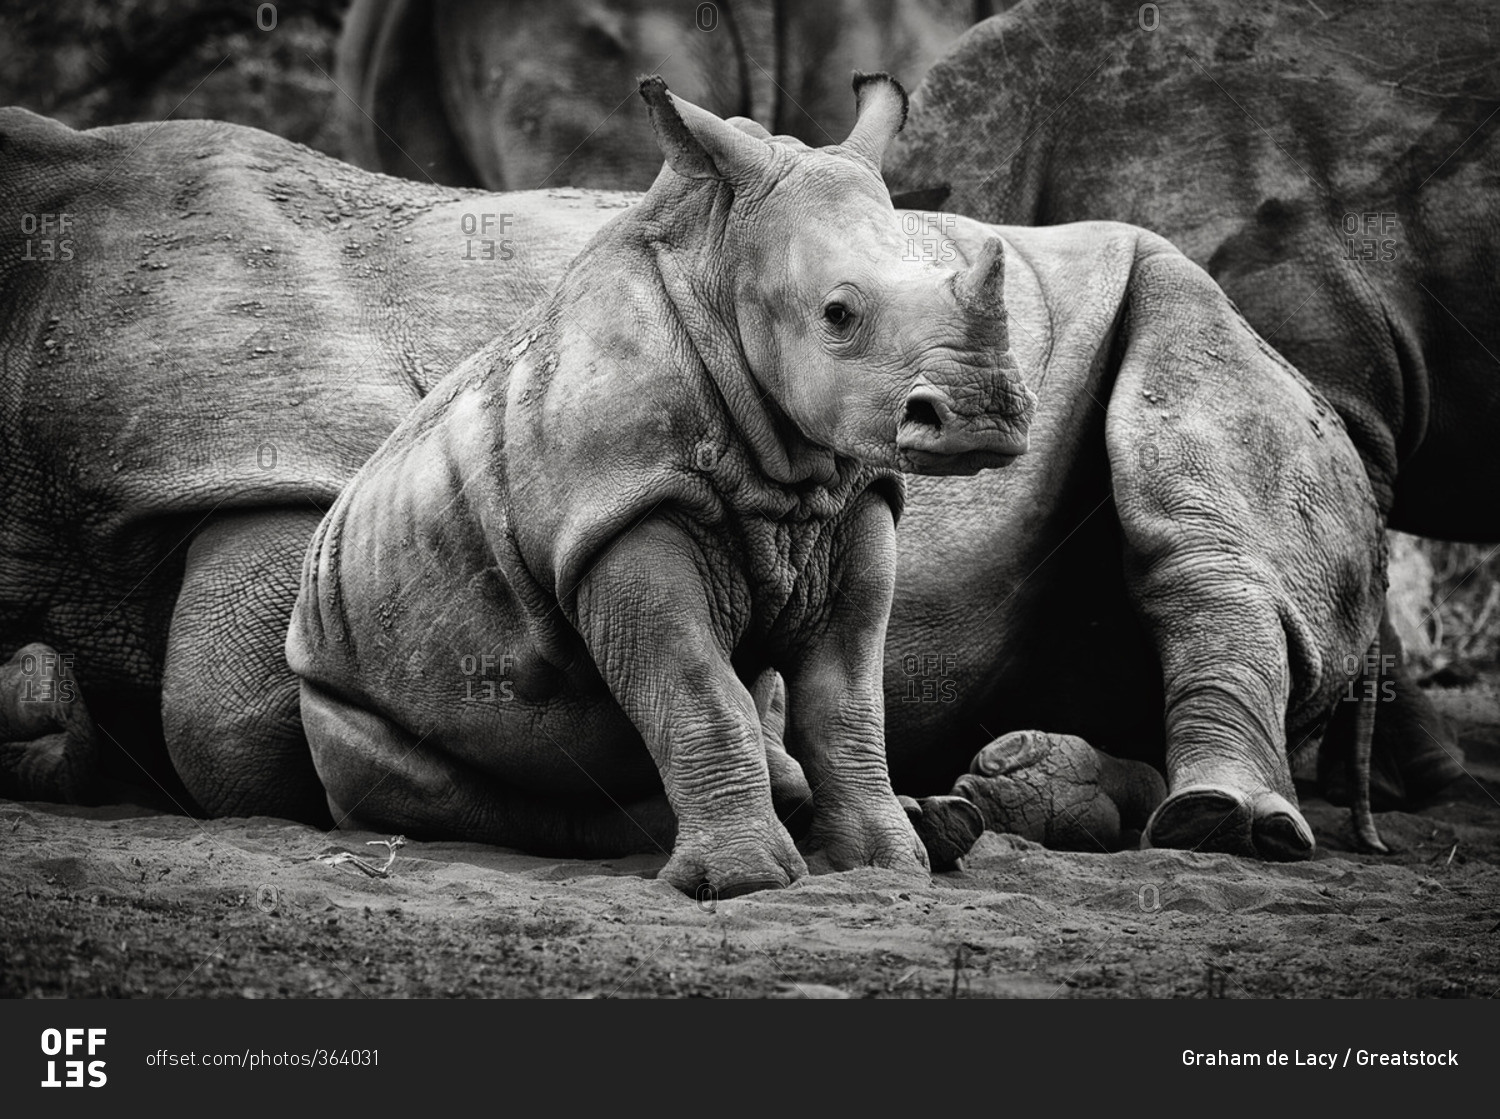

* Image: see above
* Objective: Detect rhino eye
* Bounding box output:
[823,302,853,331]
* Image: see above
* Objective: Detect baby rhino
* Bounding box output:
[287,74,1035,897]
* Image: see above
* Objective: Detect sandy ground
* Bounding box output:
[4,682,1498,1000]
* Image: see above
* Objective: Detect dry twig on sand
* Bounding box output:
[307,835,407,878]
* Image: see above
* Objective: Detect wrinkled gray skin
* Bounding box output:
[0,106,624,819]
[289,75,1036,896]
[335,0,990,191]
[884,212,1384,860]
[885,0,1500,809]
[0,84,1035,892]
[0,98,1384,875]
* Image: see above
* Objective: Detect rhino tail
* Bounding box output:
[1350,633,1390,854]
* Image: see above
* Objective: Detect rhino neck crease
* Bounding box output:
[649,234,839,490]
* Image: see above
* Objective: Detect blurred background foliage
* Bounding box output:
[0,0,346,150]
[1390,535,1500,682]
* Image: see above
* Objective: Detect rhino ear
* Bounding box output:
[727,116,773,141]
[843,71,909,167]
[638,75,774,185]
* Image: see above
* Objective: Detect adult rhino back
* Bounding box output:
[0,106,621,807]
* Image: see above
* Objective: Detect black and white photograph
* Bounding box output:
[1,0,1497,1023]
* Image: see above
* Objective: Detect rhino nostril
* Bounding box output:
[903,398,943,431]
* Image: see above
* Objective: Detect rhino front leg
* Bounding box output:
[0,642,102,803]
[950,731,1166,852]
[576,521,807,897]
[780,495,929,876]
[161,509,329,824]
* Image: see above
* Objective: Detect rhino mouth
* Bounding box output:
[895,387,1029,475]
[899,447,1023,476]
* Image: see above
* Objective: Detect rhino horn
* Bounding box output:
[842,71,909,167]
[951,237,1007,321]
[638,74,774,186]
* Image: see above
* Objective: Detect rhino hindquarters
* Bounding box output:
[297,679,677,857]
[161,509,331,825]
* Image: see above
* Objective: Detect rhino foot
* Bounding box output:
[660,816,808,899]
[951,730,1166,853]
[899,794,984,871]
[806,793,931,876]
[1144,785,1314,861]
[0,731,101,804]
[0,643,103,804]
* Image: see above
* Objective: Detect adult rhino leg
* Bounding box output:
[1127,570,1317,860]
[949,731,1166,852]
[1103,244,1386,861]
[161,509,329,825]
[0,642,103,803]
[299,679,679,858]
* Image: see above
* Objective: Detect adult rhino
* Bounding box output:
[884,0,1500,808]
[0,82,1385,878]
[334,0,990,191]
[0,104,626,820]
